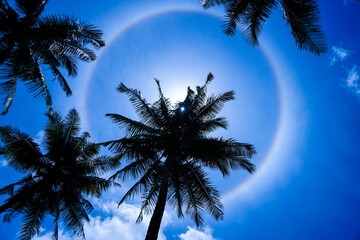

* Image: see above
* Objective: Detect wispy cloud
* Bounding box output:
[329,45,351,65]
[34,130,45,145]
[179,226,219,240]
[343,0,359,5]
[0,159,7,167]
[344,65,360,95]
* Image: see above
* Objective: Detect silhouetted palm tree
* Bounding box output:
[103,73,256,240]
[0,0,105,114]
[0,109,117,240]
[201,0,327,55]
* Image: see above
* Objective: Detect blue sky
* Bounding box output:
[1,0,360,239]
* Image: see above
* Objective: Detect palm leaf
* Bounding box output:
[117,83,162,127]
[222,0,251,36]
[15,0,48,20]
[153,78,171,125]
[0,126,45,173]
[194,90,235,122]
[64,108,81,145]
[280,0,327,55]
[37,15,105,49]
[184,162,223,223]
[242,0,277,46]
[19,202,46,240]
[106,113,156,136]
[201,0,231,9]
[0,77,17,115]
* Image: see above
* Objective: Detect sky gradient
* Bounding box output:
[1,0,360,239]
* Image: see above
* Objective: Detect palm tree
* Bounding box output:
[0,0,105,114]
[0,109,118,240]
[200,0,327,55]
[103,73,256,240]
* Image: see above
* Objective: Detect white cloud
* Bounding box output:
[34,130,45,144]
[0,159,7,167]
[34,130,45,151]
[346,66,360,87]
[178,226,219,240]
[345,65,360,96]
[32,201,173,240]
[329,45,351,65]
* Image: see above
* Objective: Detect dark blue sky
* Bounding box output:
[1,0,360,239]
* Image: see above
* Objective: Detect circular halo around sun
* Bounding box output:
[81,5,304,207]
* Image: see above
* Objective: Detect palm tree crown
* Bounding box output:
[0,109,117,240]
[104,73,256,240]
[201,0,327,55]
[0,0,105,114]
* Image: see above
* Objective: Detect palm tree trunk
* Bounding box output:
[144,166,169,240]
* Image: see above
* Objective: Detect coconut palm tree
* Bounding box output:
[103,73,256,240]
[0,109,118,240]
[0,0,105,115]
[201,0,327,55]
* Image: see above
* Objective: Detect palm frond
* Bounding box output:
[19,202,46,240]
[184,162,223,225]
[242,0,277,46]
[0,178,38,216]
[25,60,53,112]
[190,72,213,113]
[102,136,159,159]
[0,37,14,64]
[64,109,81,145]
[52,205,60,240]
[36,48,73,96]
[61,200,87,239]
[57,55,78,76]
[136,172,163,223]
[109,157,155,182]
[199,117,228,133]
[117,83,162,127]
[194,90,235,122]
[167,162,184,218]
[89,155,122,175]
[0,77,17,115]
[222,0,251,36]
[201,0,231,9]
[153,78,171,125]
[0,49,53,112]
[0,175,33,196]
[106,113,156,136]
[0,126,45,173]
[48,64,72,96]
[48,41,96,62]
[116,162,161,208]
[182,168,204,226]
[37,15,105,49]
[188,137,255,175]
[81,176,114,197]
[281,0,327,55]
[15,0,48,20]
